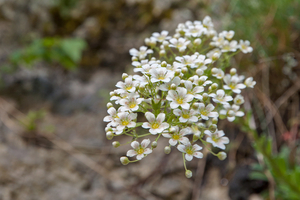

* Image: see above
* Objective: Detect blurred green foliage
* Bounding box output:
[227,0,300,58]
[21,110,46,132]
[10,37,87,70]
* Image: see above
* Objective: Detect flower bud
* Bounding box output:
[151,57,156,61]
[151,141,158,148]
[171,83,177,90]
[131,56,138,62]
[105,127,112,132]
[188,77,194,82]
[159,49,166,57]
[164,146,171,154]
[181,67,188,74]
[161,61,167,67]
[217,152,227,160]
[163,41,169,47]
[202,93,209,102]
[212,117,218,124]
[174,33,180,39]
[192,103,199,109]
[122,73,128,80]
[185,170,193,178]
[106,131,114,140]
[193,134,199,142]
[211,67,218,74]
[110,91,115,96]
[211,83,218,90]
[193,38,201,46]
[196,69,204,76]
[212,52,220,61]
[230,68,237,76]
[112,141,120,148]
[120,156,129,165]
[144,38,150,46]
[139,84,145,91]
[175,69,181,76]
[106,102,113,109]
[197,123,205,129]
[209,124,217,133]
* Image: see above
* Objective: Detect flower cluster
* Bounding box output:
[104,16,255,178]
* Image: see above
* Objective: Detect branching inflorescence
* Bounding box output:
[104,16,256,178]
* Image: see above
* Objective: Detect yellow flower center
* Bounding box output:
[211,134,219,142]
[125,85,132,90]
[152,122,160,129]
[186,148,194,155]
[158,75,165,80]
[182,114,190,119]
[176,97,184,104]
[172,134,180,140]
[137,148,144,155]
[129,102,137,109]
[121,120,129,126]
[200,110,208,116]
[229,83,236,89]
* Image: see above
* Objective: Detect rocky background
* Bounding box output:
[0,0,299,200]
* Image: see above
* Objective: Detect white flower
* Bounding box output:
[223,74,246,94]
[152,31,171,42]
[239,40,253,53]
[210,34,225,47]
[234,94,245,105]
[184,24,206,37]
[166,87,194,109]
[177,142,203,161]
[184,80,204,99]
[221,40,238,52]
[115,112,137,134]
[119,93,144,111]
[149,67,175,83]
[195,54,212,70]
[116,76,138,93]
[198,103,218,120]
[194,75,212,86]
[159,76,181,91]
[212,68,224,79]
[173,108,199,123]
[103,107,119,127]
[207,48,222,60]
[129,46,154,59]
[133,74,149,87]
[126,139,152,160]
[162,126,191,146]
[210,89,233,105]
[142,112,169,135]
[169,37,190,52]
[204,129,229,150]
[174,55,199,68]
[220,104,244,122]
[244,77,256,88]
[202,16,214,30]
[221,30,235,40]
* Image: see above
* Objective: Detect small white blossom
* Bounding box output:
[116,76,138,93]
[129,46,154,59]
[169,37,190,52]
[244,77,256,88]
[223,74,246,94]
[119,93,144,111]
[173,108,199,123]
[204,129,229,150]
[162,126,191,146]
[152,31,171,42]
[142,112,169,135]
[221,40,238,52]
[239,40,253,53]
[159,76,181,91]
[115,112,137,134]
[210,89,233,105]
[149,67,175,83]
[221,30,235,40]
[234,94,245,105]
[166,87,194,109]
[184,80,204,99]
[103,107,119,127]
[220,104,244,122]
[127,139,152,160]
[198,103,218,120]
[177,142,203,161]
[174,55,199,68]
[212,68,224,79]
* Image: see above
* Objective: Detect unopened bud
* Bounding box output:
[163,41,169,47]
[151,141,158,148]
[110,91,115,97]
[139,85,145,91]
[228,110,235,117]
[230,68,237,76]
[106,131,114,140]
[209,124,217,133]
[196,69,204,76]
[164,146,171,154]
[131,56,138,62]
[185,170,193,178]
[188,77,194,82]
[151,57,156,61]
[105,127,112,132]
[192,103,199,109]
[202,93,209,101]
[161,61,167,67]
[120,156,130,165]
[173,33,180,39]
[211,68,218,74]
[181,67,188,74]
[106,102,113,108]
[175,69,181,76]
[212,53,220,61]
[112,141,120,148]
[193,38,201,46]
[122,73,128,80]
[217,152,227,160]
[211,83,218,90]
[212,118,218,124]
[170,127,177,133]
[171,83,177,90]
[145,38,150,46]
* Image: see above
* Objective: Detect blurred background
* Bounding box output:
[0,0,299,199]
